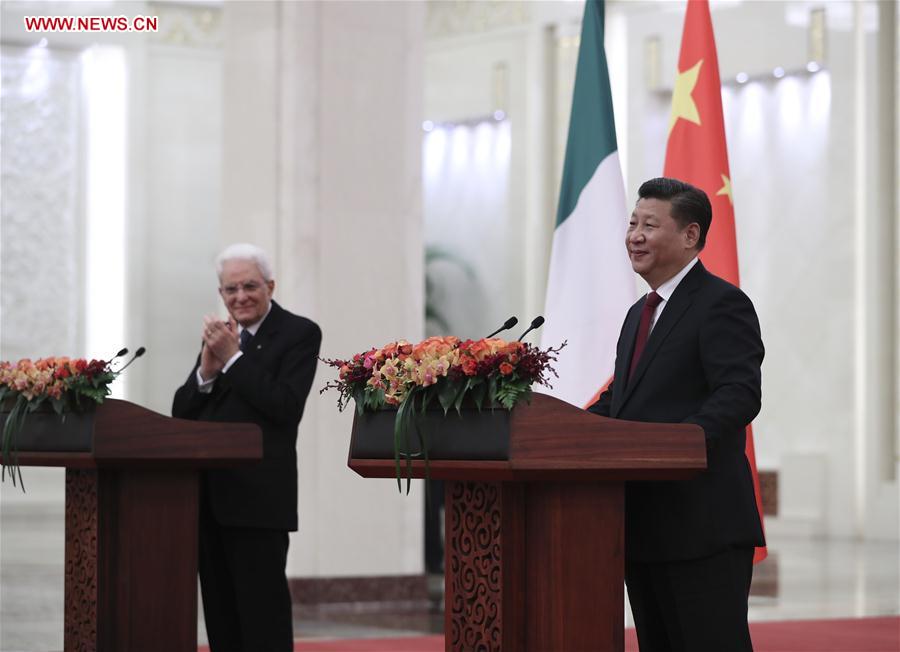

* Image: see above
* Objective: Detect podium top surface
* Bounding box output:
[349,392,707,482]
[2,399,263,469]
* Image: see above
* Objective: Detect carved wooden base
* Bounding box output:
[61,468,200,652]
[445,482,520,651]
[445,480,625,652]
[65,469,99,651]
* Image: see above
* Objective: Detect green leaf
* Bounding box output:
[496,379,531,410]
[393,396,409,493]
[470,379,486,411]
[394,389,420,494]
[51,397,65,416]
[27,395,45,412]
[415,411,430,486]
[487,376,499,407]
[353,387,366,415]
[453,377,473,415]
[365,387,386,412]
[438,379,461,416]
[77,387,107,404]
[404,392,419,495]
[2,395,28,490]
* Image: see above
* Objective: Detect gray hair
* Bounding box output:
[215,243,274,281]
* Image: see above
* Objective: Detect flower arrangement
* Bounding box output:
[0,348,144,488]
[321,336,564,491]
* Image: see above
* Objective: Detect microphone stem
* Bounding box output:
[117,353,144,372]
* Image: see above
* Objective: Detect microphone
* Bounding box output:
[485,316,518,338]
[517,316,545,341]
[117,346,147,373]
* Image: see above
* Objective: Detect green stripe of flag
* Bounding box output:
[556,0,619,227]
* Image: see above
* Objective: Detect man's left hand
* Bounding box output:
[203,315,240,362]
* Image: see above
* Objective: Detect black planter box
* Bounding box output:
[0,410,94,452]
[351,407,511,461]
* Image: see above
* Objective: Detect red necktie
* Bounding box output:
[628,291,663,381]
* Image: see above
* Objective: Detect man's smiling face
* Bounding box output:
[626,197,699,289]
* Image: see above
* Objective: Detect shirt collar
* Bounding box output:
[237,302,273,337]
[654,257,699,303]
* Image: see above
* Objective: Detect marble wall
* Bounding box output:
[219,0,425,578]
[0,46,81,365]
[0,45,82,505]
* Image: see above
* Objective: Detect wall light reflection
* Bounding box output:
[81,46,127,394]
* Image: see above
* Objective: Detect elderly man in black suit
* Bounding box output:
[173,243,321,652]
[589,178,765,652]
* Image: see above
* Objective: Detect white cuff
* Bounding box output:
[222,350,243,374]
[196,369,216,393]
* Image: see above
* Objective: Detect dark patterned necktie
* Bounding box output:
[628,291,663,381]
[239,329,253,352]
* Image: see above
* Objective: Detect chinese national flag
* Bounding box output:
[664,0,767,563]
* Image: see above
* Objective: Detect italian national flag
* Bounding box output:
[541,0,634,408]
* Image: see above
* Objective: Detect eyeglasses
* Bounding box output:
[219,281,267,297]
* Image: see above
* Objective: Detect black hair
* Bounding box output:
[637,177,712,250]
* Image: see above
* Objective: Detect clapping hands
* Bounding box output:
[199,315,240,380]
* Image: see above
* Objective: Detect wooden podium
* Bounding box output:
[349,392,706,652]
[1,399,262,652]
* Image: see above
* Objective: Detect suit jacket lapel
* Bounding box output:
[246,300,283,355]
[611,302,642,417]
[615,262,705,413]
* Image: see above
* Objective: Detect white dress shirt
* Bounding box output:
[647,256,699,335]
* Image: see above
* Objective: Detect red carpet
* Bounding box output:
[200,616,899,651]
[742,616,899,652]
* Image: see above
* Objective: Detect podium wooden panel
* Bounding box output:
[2,399,262,652]
[349,392,706,652]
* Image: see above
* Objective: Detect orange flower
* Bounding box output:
[466,340,490,361]
[499,362,514,376]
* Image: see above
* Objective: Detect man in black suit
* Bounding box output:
[173,243,321,652]
[589,178,764,652]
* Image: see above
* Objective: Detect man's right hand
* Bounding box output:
[198,315,226,381]
[199,343,223,382]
